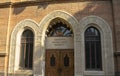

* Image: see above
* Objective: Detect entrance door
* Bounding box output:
[45,49,74,76]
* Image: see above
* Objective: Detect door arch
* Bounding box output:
[38,10,79,76]
[45,18,74,76]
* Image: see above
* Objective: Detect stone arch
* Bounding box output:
[79,15,114,76]
[39,10,79,46]
[8,19,40,74]
[38,10,79,76]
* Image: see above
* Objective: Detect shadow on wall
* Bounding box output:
[10,0,117,76]
[73,2,103,20]
[13,5,49,15]
[73,1,117,76]
[12,1,99,15]
[12,2,49,15]
[13,7,26,15]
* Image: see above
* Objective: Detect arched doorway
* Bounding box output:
[45,18,74,76]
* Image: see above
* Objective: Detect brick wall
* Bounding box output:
[0,0,10,3]
[0,8,9,52]
[113,0,120,53]
[112,0,120,75]
[0,7,10,72]
[10,0,113,31]
[0,0,116,75]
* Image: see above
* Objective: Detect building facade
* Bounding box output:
[0,0,120,76]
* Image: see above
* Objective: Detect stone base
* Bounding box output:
[8,73,33,76]
[8,70,33,76]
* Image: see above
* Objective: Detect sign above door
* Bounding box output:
[46,37,74,49]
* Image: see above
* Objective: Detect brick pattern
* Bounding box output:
[0,57,5,71]
[0,0,118,75]
[113,0,120,73]
[113,0,120,52]
[0,8,9,51]
[0,0,10,3]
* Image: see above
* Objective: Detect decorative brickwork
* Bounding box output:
[0,0,119,76]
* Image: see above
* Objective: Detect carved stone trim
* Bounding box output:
[9,11,114,76]
[39,10,79,76]
[8,19,40,75]
[79,15,114,76]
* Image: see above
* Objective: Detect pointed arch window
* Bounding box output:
[85,27,102,70]
[20,29,34,69]
[46,22,73,37]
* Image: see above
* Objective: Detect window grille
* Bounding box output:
[20,29,34,69]
[46,22,73,37]
[85,27,102,70]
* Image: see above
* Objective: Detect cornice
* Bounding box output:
[0,52,8,57]
[0,0,111,8]
[0,2,11,8]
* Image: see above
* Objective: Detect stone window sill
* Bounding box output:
[84,71,104,76]
[15,69,33,75]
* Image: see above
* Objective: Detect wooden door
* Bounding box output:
[45,50,59,76]
[45,49,74,76]
[61,50,74,76]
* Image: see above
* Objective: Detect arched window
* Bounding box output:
[46,22,73,37]
[85,27,102,70]
[20,29,34,69]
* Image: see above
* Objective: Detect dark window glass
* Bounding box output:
[50,54,56,66]
[64,54,69,67]
[46,22,73,37]
[85,27,102,70]
[20,29,34,69]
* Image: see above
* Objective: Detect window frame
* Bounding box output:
[84,26,102,71]
[46,22,73,37]
[20,29,34,70]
